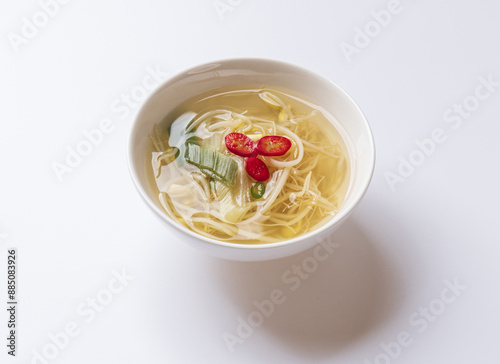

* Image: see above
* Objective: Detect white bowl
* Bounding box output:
[128,58,375,261]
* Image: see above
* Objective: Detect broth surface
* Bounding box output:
[149,87,351,244]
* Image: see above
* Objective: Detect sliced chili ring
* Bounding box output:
[224,133,256,157]
[256,135,292,156]
[250,182,266,199]
[244,157,270,181]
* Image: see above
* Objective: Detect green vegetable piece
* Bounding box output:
[166,112,197,167]
[201,133,223,151]
[185,136,199,146]
[250,182,266,199]
[185,144,238,187]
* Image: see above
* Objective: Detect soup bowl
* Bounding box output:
[128,58,375,261]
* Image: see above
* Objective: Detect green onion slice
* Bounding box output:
[185,144,238,187]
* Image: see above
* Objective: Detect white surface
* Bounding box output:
[0,0,499,363]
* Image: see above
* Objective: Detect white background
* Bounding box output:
[1,0,499,363]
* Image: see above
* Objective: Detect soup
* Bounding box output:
[149,87,351,244]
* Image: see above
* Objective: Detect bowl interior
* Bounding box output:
[129,58,375,249]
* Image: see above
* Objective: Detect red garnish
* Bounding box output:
[244,157,270,181]
[256,136,292,156]
[225,133,256,157]
[225,133,291,181]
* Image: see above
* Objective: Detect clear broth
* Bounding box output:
[148,86,351,244]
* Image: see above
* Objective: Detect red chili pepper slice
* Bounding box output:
[224,133,256,157]
[256,136,292,156]
[244,157,270,181]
